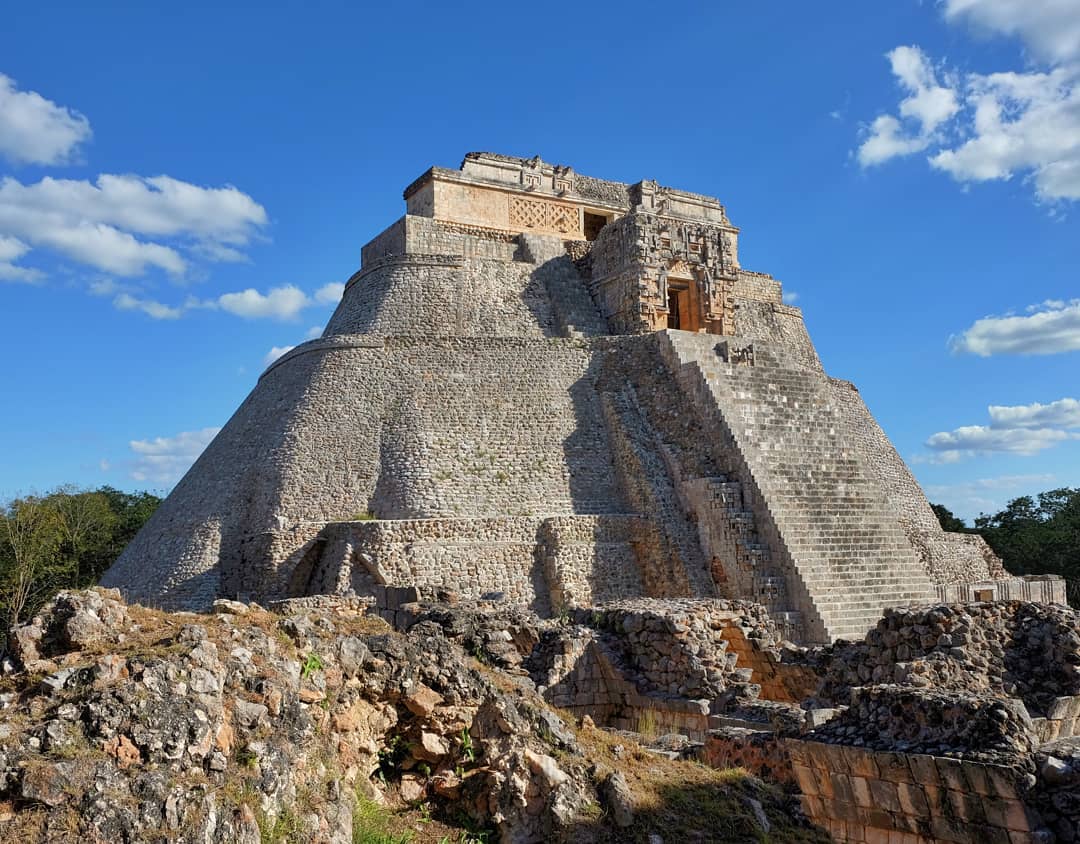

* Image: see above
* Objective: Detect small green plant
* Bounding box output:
[353,795,412,844]
[459,727,477,764]
[259,806,302,844]
[235,745,259,768]
[467,642,489,665]
[376,734,407,783]
[300,652,324,681]
[351,511,376,521]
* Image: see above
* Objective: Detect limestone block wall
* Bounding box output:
[828,377,1005,584]
[293,514,647,614]
[536,515,646,608]
[360,215,519,266]
[106,333,631,609]
[1031,695,1080,743]
[788,739,1036,843]
[731,297,823,373]
[733,270,783,304]
[328,254,557,338]
[530,625,716,740]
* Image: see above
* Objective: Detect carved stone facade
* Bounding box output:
[398,152,740,337]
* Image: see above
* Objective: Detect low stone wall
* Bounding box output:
[814,602,1080,716]
[579,599,781,700]
[305,515,644,614]
[529,626,714,739]
[1031,695,1080,743]
[809,685,1038,761]
[1029,738,1080,842]
[788,739,1036,843]
[934,575,1066,605]
[694,727,794,785]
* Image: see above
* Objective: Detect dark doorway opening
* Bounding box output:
[667,288,682,329]
[584,212,608,241]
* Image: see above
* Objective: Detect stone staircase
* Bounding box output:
[682,474,803,641]
[519,233,607,338]
[598,386,715,598]
[658,330,934,643]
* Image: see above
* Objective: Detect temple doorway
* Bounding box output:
[584,212,609,241]
[667,283,696,331]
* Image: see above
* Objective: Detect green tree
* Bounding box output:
[974,487,1080,606]
[0,494,64,628]
[930,503,969,533]
[0,485,163,635]
[54,485,117,588]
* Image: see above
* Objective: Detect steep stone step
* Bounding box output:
[658,329,933,643]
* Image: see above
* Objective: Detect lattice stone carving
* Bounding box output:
[509,196,581,235]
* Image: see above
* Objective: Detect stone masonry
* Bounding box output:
[102,152,1065,643]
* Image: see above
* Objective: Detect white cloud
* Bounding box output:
[890,45,961,133]
[217,285,309,320]
[950,299,1080,355]
[264,345,296,366]
[782,290,799,305]
[0,234,41,282]
[107,282,343,322]
[305,325,324,339]
[929,66,1080,201]
[857,4,1080,203]
[129,426,221,485]
[942,0,1080,65]
[924,424,1080,462]
[314,282,344,304]
[857,47,959,167]
[0,73,91,166]
[0,173,267,277]
[988,397,1080,428]
[113,292,184,320]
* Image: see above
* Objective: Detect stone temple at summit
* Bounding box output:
[102,152,1064,643]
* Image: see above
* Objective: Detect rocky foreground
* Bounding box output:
[0,589,823,843]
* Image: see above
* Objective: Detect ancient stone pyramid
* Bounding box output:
[103,153,1052,643]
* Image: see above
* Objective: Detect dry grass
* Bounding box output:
[571,721,830,843]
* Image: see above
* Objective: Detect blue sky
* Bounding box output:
[1,0,1078,523]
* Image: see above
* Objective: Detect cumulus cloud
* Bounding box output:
[217,285,309,320]
[949,299,1080,356]
[108,283,339,321]
[314,282,344,304]
[113,292,184,320]
[988,397,1080,428]
[857,2,1080,203]
[0,173,267,278]
[129,427,221,485]
[305,325,324,339]
[930,67,1080,201]
[857,46,959,167]
[263,345,296,366]
[0,73,91,166]
[0,234,41,282]
[942,0,1080,65]
[782,290,799,305]
[922,396,1080,463]
[925,425,1078,461]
